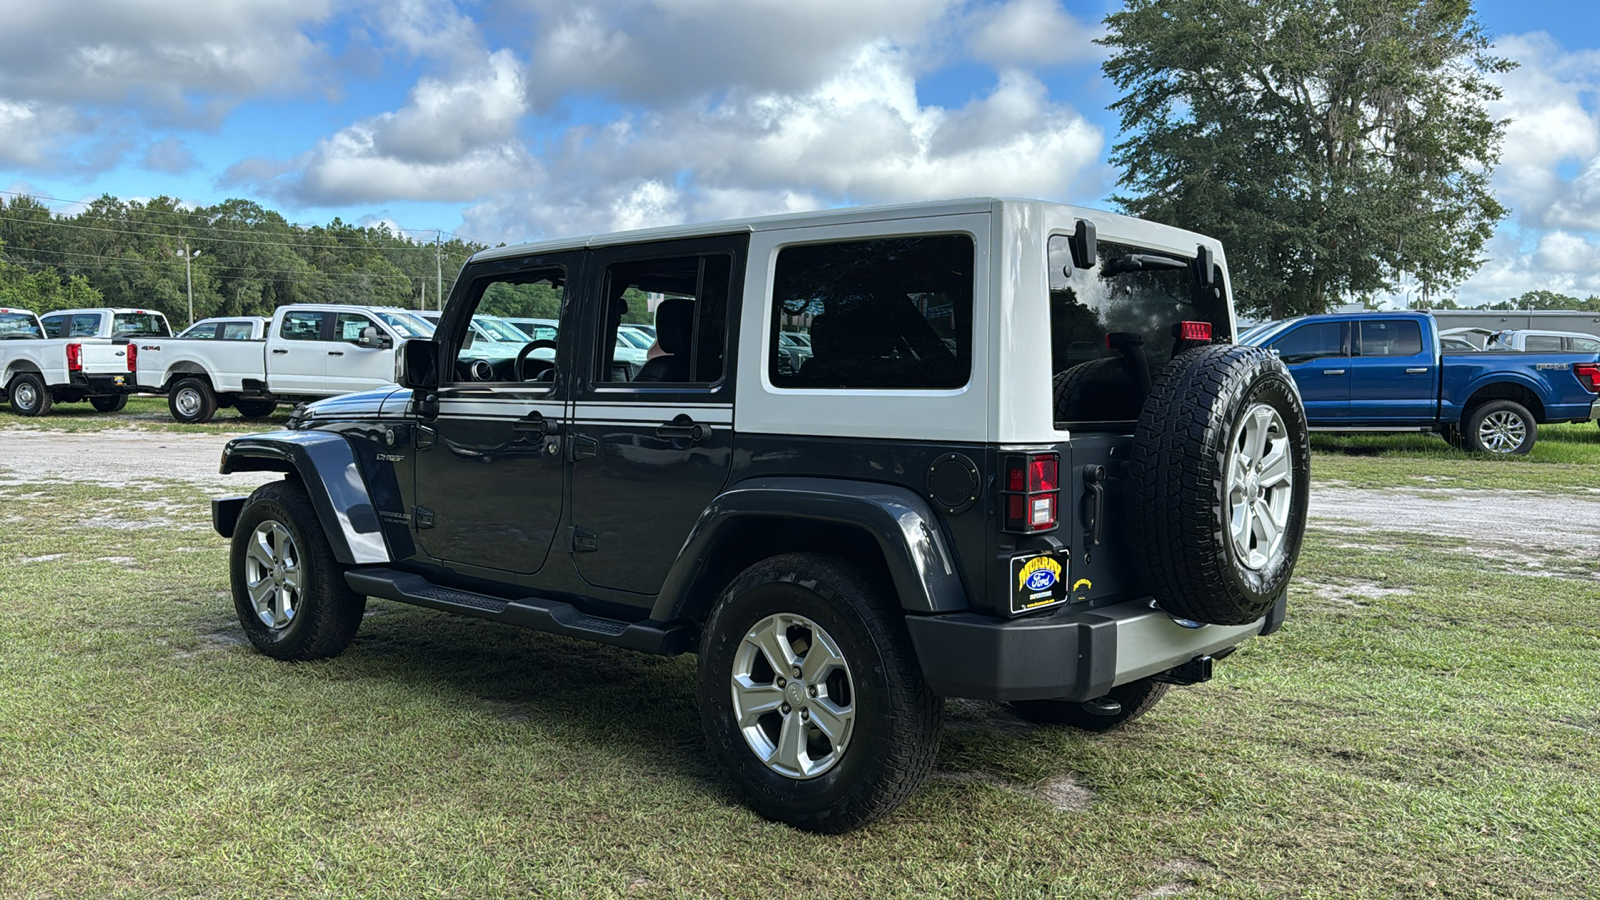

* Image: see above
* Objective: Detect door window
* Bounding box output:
[1570,337,1600,352]
[1523,334,1563,352]
[182,322,219,339]
[596,254,731,385]
[1357,320,1423,357]
[68,314,102,337]
[41,316,65,338]
[1272,322,1346,364]
[334,313,380,344]
[447,266,567,384]
[220,321,257,340]
[280,310,328,341]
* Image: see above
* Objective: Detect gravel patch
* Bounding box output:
[1310,487,1600,557]
[0,429,275,490]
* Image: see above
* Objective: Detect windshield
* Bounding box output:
[474,316,528,342]
[113,313,170,338]
[0,312,42,339]
[373,311,434,338]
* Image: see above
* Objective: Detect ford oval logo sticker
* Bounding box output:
[1024,569,1057,592]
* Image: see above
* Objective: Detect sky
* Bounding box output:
[0,0,1597,308]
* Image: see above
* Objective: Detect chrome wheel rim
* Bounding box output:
[243,519,302,630]
[174,387,202,418]
[1226,403,1294,571]
[12,381,37,410]
[730,613,856,780]
[1477,411,1526,453]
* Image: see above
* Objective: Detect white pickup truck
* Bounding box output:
[135,304,420,423]
[0,307,171,416]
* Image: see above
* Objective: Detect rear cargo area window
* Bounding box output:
[1049,236,1229,428]
[770,234,972,390]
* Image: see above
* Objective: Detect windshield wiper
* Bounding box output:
[1102,253,1188,277]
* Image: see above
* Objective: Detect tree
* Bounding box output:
[1101,0,1511,319]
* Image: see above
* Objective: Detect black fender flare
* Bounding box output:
[220,430,390,565]
[650,476,969,621]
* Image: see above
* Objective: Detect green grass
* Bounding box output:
[0,441,1597,896]
[0,396,290,435]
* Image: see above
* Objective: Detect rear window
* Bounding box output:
[770,234,973,390]
[1049,237,1230,426]
[0,312,42,339]
[1523,334,1563,352]
[113,313,169,338]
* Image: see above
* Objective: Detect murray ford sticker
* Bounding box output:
[1010,552,1067,614]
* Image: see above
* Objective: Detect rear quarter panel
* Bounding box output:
[1439,351,1599,423]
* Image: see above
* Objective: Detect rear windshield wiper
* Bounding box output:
[1102,253,1189,277]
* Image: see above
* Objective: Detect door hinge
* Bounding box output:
[570,526,598,553]
[413,506,436,530]
[570,434,599,461]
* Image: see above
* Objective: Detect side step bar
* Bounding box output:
[345,567,698,656]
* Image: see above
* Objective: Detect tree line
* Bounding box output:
[0,194,484,327]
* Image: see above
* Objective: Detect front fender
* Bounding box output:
[650,476,969,621]
[221,430,390,565]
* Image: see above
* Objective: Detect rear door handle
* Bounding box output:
[656,414,709,442]
[1322,369,1345,376]
[271,348,288,355]
[328,351,344,356]
[1405,367,1428,374]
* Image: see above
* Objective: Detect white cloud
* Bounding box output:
[140,137,198,174]
[967,0,1099,68]
[1490,33,1600,229]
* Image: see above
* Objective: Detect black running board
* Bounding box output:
[344,567,697,656]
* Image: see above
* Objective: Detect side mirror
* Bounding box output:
[397,338,440,390]
[358,326,392,349]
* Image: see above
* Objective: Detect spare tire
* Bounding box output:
[1128,344,1310,625]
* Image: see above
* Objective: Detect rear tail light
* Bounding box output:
[1002,452,1060,533]
[1575,363,1600,393]
[1178,320,1212,342]
[126,342,137,372]
[66,342,82,372]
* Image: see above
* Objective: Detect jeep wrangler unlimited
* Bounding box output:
[211,198,1309,833]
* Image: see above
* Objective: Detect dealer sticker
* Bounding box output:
[1009,552,1067,615]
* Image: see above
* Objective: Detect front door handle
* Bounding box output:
[656,414,709,442]
[512,412,549,437]
[271,348,288,355]
[1405,367,1429,374]
[1322,369,1346,376]
[328,350,344,356]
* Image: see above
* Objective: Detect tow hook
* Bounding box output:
[1156,646,1237,686]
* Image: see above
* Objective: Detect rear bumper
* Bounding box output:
[71,372,136,394]
[905,592,1284,702]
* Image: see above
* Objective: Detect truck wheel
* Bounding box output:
[169,377,218,424]
[1463,400,1535,455]
[698,553,941,833]
[230,479,366,661]
[1011,677,1170,732]
[90,394,128,413]
[1129,345,1311,626]
[234,399,277,419]
[7,373,52,417]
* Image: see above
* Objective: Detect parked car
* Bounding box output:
[1439,326,1493,350]
[0,307,171,416]
[366,308,436,339]
[502,317,559,341]
[134,304,414,423]
[177,317,270,340]
[1484,329,1600,353]
[1242,311,1600,454]
[210,197,1304,832]
[1439,335,1480,353]
[0,307,45,341]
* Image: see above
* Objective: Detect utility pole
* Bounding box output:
[435,231,443,311]
[176,244,201,325]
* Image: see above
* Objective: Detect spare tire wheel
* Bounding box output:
[1128,344,1310,626]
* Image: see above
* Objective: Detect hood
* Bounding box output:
[300,386,405,422]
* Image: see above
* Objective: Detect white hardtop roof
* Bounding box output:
[470,197,1218,265]
[43,308,169,316]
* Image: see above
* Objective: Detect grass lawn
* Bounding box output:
[0,425,1596,897]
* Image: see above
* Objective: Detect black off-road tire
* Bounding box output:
[1129,344,1310,626]
[90,394,128,413]
[230,479,366,660]
[234,398,277,419]
[169,376,218,424]
[1011,677,1170,732]
[699,553,941,833]
[1462,399,1536,455]
[1053,356,1141,423]
[7,372,52,416]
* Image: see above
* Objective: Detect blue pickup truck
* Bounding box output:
[1241,312,1600,454]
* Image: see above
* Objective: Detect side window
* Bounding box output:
[1570,337,1600,352]
[1271,322,1345,364]
[69,314,101,337]
[184,323,219,339]
[221,322,256,340]
[1523,334,1563,352]
[279,310,328,341]
[41,316,65,338]
[770,234,972,389]
[449,265,566,384]
[596,254,731,385]
[334,313,378,344]
[1357,320,1422,357]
